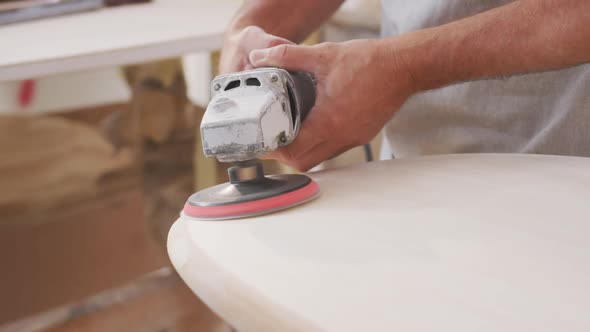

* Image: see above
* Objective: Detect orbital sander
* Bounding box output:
[182,67,320,220]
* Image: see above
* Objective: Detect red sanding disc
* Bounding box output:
[183,178,320,220]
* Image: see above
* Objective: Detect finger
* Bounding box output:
[263,35,295,48]
[259,150,279,161]
[247,34,295,52]
[259,124,323,167]
[274,124,332,171]
[249,44,318,72]
[259,130,320,164]
[284,140,355,172]
[262,122,355,172]
[240,26,295,51]
[259,104,326,163]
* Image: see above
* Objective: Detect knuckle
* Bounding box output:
[325,42,342,57]
[278,147,294,162]
[273,44,291,60]
[292,162,308,173]
[320,41,336,49]
[312,44,333,67]
[241,25,262,36]
[326,110,344,129]
[235,26,263,44]
[266,37,287,48]
[280,148,310,172]
[317,42,337,54]
[286,156,308,172]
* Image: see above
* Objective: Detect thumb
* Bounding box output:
[249,44,316,72]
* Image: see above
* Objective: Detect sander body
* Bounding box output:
[201,67,316,162]
[183,67,320,220]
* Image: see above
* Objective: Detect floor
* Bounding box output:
[44,283,230,332]
[3,269,232,332]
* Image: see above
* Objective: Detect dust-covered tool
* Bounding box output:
[182,67,320,220]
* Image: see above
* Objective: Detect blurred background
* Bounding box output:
[0,0,380,331]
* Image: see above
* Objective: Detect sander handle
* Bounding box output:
[288,71,316,122]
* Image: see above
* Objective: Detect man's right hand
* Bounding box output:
[219,26,295,74]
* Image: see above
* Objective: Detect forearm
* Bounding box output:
[227,0,344,43]
[382,0,590,92]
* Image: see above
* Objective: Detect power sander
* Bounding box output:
[182,67,320,220]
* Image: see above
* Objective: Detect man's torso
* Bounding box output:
[380,0,590,158]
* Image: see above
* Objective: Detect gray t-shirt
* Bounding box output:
[380,0,590,159]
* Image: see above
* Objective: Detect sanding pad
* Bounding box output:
[182,174,320,221]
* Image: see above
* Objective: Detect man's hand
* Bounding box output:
[219,0,344,73]
[219,26,294,74]
[249,39,417,171]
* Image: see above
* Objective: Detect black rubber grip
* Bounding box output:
[288,71,316,122]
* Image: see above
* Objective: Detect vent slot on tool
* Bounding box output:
[225,80,241,90]
[287,82,297,129]
[246,78,261,86]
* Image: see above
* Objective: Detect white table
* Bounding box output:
[168,153,590,332]
[0,0,240,81]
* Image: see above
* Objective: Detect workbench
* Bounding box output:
[169,153,590,332]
